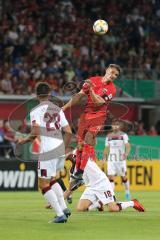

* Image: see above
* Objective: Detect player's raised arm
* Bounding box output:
[62,91,86,112]
[62,79,92,111]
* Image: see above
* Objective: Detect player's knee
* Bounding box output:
[108,203,120,212]
[38,178,50,191]
[77,201,88,212]
[121,176,127,182]
[84,132,95,146]
[77,142,84,151]
[77,205,86,212]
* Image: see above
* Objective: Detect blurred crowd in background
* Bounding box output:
[0,0,160,155]
[0,0,160,96]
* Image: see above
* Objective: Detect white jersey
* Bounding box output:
[105,131,129,162]
[30,101,68,160]
[83,158,111,189]
[80,159,115,205]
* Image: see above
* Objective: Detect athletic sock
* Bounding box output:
[80,144,95,171]
[76,149,82,170]
[122,180,130,195]
[50,180,67,211]
[117,201,134,210]
[42,186,63,217]
[56,178,67,191]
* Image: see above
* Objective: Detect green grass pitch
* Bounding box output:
[0,191,160,240]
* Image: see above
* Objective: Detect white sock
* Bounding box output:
[118,201,134,210]
[110,181,115,190]
[88,201,102,211]
[51,182,67,210]
[43,189,64,217]
[123,180,130,195]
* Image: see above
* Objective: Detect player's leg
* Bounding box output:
[118,161,131,200]
[39,177,66,222]
[64,178,75,201]
[57,177,73,204]
[80,131,96,170]
[88,180,145,212]
[86,177,139,212]
[108,175,115,190]
[79,116,105,172]
[76,141,84,170]
[108,199,145,212]
[50,159,71,218]
[107,161,116,190]
[101,180,144,212]
[45,173,67,209]
[77,188,97,211]
[56,177,67,191]
[72,131,96,183]
[50,178,71,217]
[87,200,104,211]
[75,114,86,171]
[57,177,72,204]
[121,175,131,200]
[77,199,93,211]
[75,115,104,177]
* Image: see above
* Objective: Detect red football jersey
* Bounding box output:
[84,76,116,114]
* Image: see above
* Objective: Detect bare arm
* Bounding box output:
[102,146,110,162]
[62,124,72,150]
[125,142,131,158]
[62,91,86,111]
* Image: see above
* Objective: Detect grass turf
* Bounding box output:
[0,191,160,240]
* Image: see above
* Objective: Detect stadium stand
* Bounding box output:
[0,0,160,97]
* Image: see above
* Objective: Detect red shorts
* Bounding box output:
[77,113,106,142]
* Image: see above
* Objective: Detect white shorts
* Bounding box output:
[80,180,115,205]
[107,161,127,177]
[38,157,65,179]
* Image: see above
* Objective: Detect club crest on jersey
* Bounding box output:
[102,89,107,94]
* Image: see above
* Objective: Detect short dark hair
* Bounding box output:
[36,82,51,97]
[108,64,121,75]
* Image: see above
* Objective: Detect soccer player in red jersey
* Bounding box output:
[63,64,121,186]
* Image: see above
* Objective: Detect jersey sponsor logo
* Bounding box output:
[108,136,123,141]
[0,170,36,189]
[102,88,107,94]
